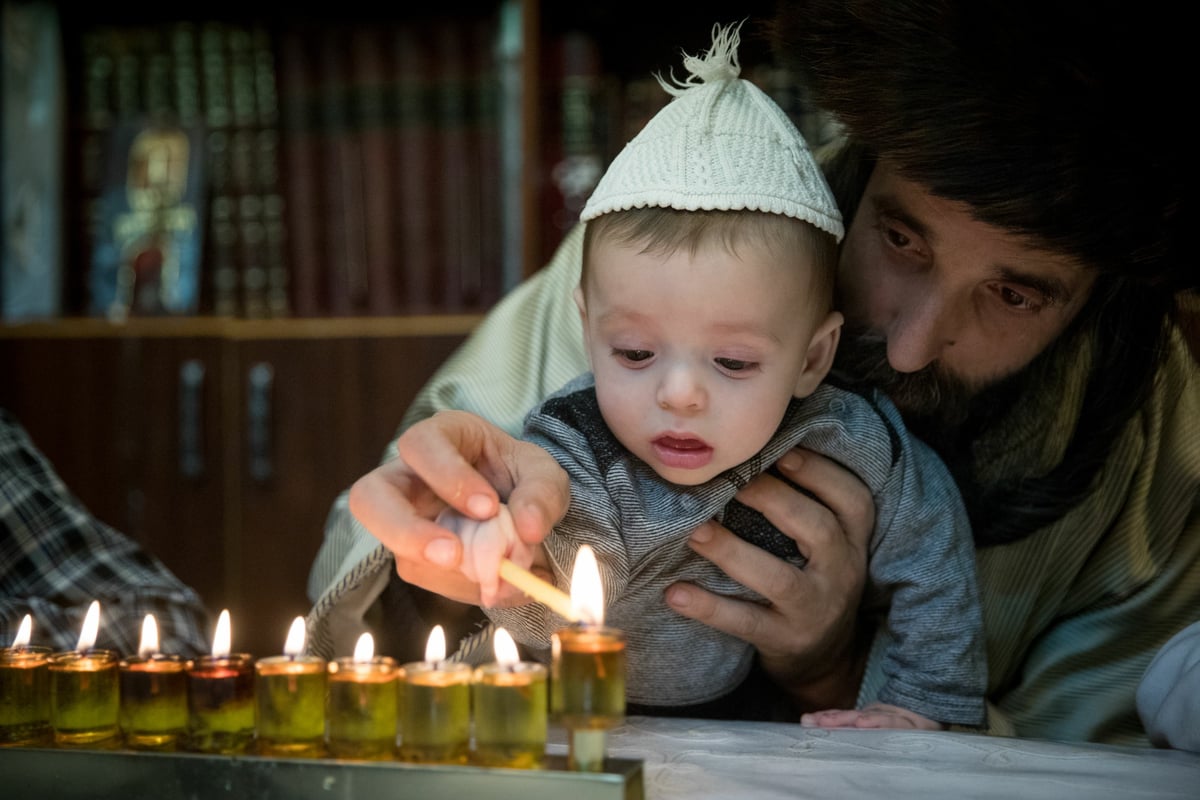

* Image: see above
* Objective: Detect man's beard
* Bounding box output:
[830,327,1015,455]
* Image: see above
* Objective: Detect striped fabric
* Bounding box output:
[307,223,1200,746]
[0,409,211,656]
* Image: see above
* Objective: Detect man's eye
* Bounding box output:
[884,226,911,249]
[996,286,1046,312]
[715,357,755,372]
[614,348,653,362]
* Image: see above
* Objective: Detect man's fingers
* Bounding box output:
[773,448,873,554]
[348,461,461,565]
[395,410,504,519]
[665,580,781,644]
[687,520,807,608]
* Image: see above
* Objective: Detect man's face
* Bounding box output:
[835,160,1097,421]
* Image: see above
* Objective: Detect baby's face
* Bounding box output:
[579,235,823,486]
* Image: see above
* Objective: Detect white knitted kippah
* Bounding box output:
[580,21,843,242]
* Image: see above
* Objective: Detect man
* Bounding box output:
[307,0,1197,745]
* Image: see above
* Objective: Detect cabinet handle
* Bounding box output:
[247,362,274,482]
[179,359,206,479]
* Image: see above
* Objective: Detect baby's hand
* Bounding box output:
[435,504,529,607]
[799,702,944,731]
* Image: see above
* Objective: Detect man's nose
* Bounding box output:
[886,281,959,373]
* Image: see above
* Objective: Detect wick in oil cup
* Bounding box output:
[186,609,255,754]
[552,545,627,772]
[255,616,327,758]
[0,615,51,747]
[326,632,398,761]
[119,614,189,751]
[397,624,472,764]
[472,626,548,768]
[48,600,121,748]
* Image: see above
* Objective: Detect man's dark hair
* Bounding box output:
[768,0,1193,544]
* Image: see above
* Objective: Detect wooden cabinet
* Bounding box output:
[0,317,474,654]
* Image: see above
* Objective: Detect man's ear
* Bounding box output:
[793,310,843,397]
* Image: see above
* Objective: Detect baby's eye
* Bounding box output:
[715,357,755,372]
[614,348,653,363]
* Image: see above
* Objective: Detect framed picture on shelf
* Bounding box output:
[88,120,206,320]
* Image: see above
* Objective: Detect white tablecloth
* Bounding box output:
[548,716,1200,799]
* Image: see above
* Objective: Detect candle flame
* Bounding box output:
[570,545,604,625]
[283,616,306,656]
[212,609,232,658]
[493,627,519,666]
[424,624,447,663]
[13,614,32,648]
[353,632,374,662]
[138,614,159,658]
[76,600,100,652]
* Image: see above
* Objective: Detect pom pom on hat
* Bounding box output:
[580,21,843,241]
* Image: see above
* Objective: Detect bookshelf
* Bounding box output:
[0,0,801,653]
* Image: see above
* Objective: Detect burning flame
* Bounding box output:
[76,600,100,652]
[353,632,375,663]
[493,627,519,666]
[138,614,159,658]
[570,545,604,625]
[283,616,306,657]
[424,624,447,663]
[212,609,232,658]
[13,614,32,648]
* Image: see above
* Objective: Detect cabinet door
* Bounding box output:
[227,334,466,656]
[0,335,230,626]
[115,336,230,617]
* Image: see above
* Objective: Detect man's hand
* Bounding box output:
[348,410,568,606]
[664,447,873,710]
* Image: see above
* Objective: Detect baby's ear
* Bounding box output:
[573,284,586,321]
[793,311,843,398]
[574,285,596,368]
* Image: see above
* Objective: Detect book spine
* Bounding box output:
[348,25,399,316]
[494,0,525,296]
[541,31,606,269]
[228,25,268,320]
[392,21,437,314]
[2,1,66,320]
[317,26,368,316]
[466,13,504,311]
[431,18,471,313]
[201,22,239,317]
[251,26,288,319]
[277,26,325,316]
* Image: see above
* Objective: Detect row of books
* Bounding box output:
[68,12,519,320]
[1,4,823,321]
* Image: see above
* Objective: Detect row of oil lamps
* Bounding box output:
[0,546,627,771]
